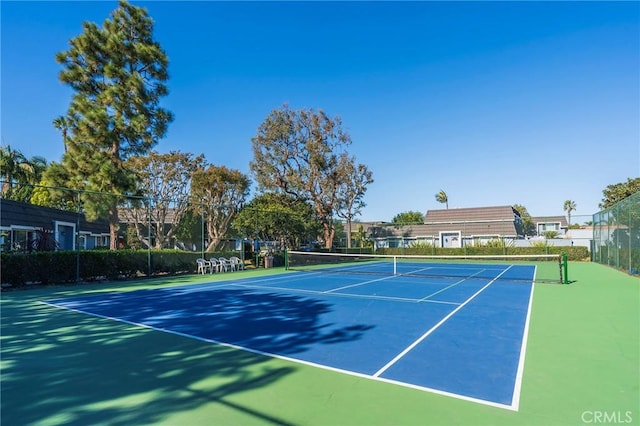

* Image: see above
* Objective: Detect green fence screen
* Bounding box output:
[593,191,640,276]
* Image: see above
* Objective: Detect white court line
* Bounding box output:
[161,272,307,292]
[171,270,346,293]
[329,292,460,306]
[282,269,480,306]
[230,282,460,305]
[39,297,515,411]
[322,274,398,293]
[47,269,463,308]
[373,265,514,378]
[322,264,483,295]
[510,266,537,411]
[417,269,487,302]
[41,264,533,412]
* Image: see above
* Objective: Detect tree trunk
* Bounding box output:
[206,241,218,252]
[323,222,334,249]
[108,205,120,250]
[206,220,223,252]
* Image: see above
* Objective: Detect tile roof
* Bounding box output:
[425,205,519,223]
[364,205,522,238]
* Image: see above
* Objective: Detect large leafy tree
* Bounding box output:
[391,211,424,225]
[124,151,205,249]
[232,193,321,249]
[600,177,640,209]
[563,200,577,225]
[250,105,371,248]
[48,0,173,249]
[0,145,48,202]
[334,160,373,248]
[190,165,250,251]
[31,167,81,212]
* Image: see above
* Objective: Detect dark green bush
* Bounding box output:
[1,250,205,288]
[334,247,374,255]
[151,250,198,274]
[1,246,590,288]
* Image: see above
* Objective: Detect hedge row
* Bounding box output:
[0,249,241,288]
[2,246,590,288]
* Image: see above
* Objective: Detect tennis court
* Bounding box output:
[44,255,539,410]
[2,261,638,425]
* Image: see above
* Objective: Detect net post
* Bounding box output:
[393,256,397,275]
[284,249,289,271]
[562,252,569,284]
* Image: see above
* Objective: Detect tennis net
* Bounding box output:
[286,251,567,284]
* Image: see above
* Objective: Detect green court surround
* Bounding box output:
[1,263,638,425]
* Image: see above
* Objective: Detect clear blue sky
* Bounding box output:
[2,1,639,222]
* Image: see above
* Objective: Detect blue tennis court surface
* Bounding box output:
[45,262,536,410]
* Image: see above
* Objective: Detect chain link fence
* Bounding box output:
[1,183,250,252]
[592,191,640,275]
[6,181,635,281]
[0,183,263,283]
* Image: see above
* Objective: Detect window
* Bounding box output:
[78,234,87,250]
[97,235,110,248]
[7,228,37,252]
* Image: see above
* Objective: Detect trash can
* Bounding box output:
[264,256,273,268]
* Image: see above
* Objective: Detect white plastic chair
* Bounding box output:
[208,258,221,273]
[218,257,231,272]
[230,256,245,271]
[196,258,212,274]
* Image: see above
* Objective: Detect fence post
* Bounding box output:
[147,198,152,277]
[284,249,288,270]
[201,209,205,258]
[76,190,81,282]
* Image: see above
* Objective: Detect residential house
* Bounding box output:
[531,216,568,237]
[0,199,110,251]
[363,205,524,249]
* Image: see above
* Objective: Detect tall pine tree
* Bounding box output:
[49,0,172,249]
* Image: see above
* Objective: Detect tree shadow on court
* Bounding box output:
[47,287,375,355]
[1,283,375,425]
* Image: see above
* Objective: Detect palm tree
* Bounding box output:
[355,224,369,248]
[563,200,577,225]
[0,145,28,196]
[0,145,48,200]
[435,190,448,209]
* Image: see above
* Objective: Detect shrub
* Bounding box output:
[409,241,434,250]
[0,249,205,288]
